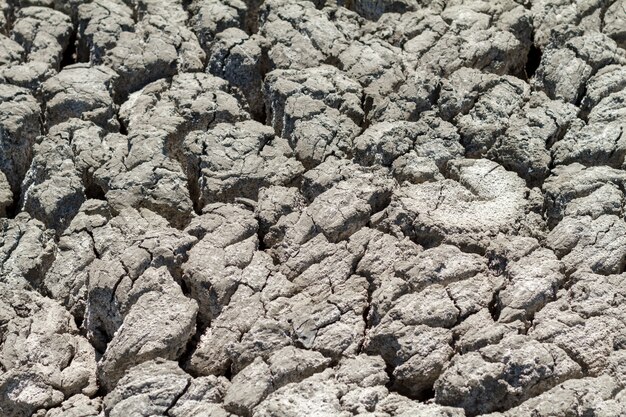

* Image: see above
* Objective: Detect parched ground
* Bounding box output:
[1,0,626,416]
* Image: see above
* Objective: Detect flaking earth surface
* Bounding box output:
[1,0,626,416]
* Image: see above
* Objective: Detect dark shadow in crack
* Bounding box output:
[61,27,78,69]
[525,44,542,80]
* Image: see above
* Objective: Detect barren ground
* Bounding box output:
[1,0,626,416]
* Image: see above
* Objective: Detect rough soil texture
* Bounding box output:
[1,0,626,416]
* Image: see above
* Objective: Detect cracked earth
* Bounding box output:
[1,0,626,416]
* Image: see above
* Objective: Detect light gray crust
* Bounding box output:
[1,0,626,416]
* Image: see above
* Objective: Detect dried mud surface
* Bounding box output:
[1,0,626,416]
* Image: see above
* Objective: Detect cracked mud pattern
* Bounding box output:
[0,0,626,416]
